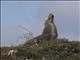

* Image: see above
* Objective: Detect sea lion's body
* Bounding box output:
[23,13,58,47]
[42,13,58,40]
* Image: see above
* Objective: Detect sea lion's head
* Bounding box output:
[48,13,54,23]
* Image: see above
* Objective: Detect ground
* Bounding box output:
[1,38,80,60]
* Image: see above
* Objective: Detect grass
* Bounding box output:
[1,38,80,60]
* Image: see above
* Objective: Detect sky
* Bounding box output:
[1,1,80,47]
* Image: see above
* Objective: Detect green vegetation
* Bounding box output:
[1,39,80,60]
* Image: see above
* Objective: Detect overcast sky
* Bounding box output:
[1,1,80,47]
